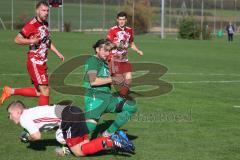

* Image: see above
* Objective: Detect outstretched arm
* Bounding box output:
[130,42,143,56]
[50,43,65,61]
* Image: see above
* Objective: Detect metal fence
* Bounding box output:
[0,0,239,35]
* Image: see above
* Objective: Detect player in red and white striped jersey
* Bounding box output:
[0,0,64,106]
[107,11,143,97]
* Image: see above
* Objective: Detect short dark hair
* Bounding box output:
[92,39,115,53]
[7,100,26,111]
[36,0,49,9]
[117,11,127,19]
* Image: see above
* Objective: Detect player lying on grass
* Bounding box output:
[83,39,137,137]
[0,0,64,106]
[7,100,135,157]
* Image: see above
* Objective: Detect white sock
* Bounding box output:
[102,130,113,137]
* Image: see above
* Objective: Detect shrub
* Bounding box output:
[64,22,71,32]
[123,0,153,34]
[202,24,212,40]
[178,17,201,39]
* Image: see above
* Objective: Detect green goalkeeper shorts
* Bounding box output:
[84,89,123,120]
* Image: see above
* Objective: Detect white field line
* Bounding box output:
[1,72,240,76]
[1,73,240,85]
[0,80,240,91]
[0,73,84,76]
[167,73,240,76]
[169,80,240,84]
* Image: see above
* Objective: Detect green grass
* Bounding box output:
[0,30,240,160]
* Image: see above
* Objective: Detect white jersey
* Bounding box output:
[20,105,61,135]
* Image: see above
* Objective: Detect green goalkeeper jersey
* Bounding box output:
[83,55,111,92]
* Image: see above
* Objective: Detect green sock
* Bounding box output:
[107,111,131,133]
[107,100,137,133]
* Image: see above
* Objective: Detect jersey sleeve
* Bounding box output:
[85,57,98,74]
[19,23,33,38]
[20,114,39,135]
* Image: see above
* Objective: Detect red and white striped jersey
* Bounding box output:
[107,25,133,62]
[20,105,61,135]
[20,17,51,65]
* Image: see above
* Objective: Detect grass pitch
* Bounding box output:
[0,30,240,160]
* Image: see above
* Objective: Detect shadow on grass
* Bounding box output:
[87,150,133,157]
[27,138,134,157]
[27,139,60,151]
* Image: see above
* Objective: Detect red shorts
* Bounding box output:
[66,134,89,148]
[27,60,49,88]
[111,61,132,74]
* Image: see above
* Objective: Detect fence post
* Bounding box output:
[161,0,165,39]
[79,0,82,31]
[191,0,193,15]
[61,0,64,32]
[214,0,216,34]
[103,0,105,32]
[169,0,171,32]
[221,0,223,30]
[201,0,204,40]
[11,0,14,30]
[132,0,135,31]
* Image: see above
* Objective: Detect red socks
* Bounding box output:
[39,94,49,106]
[13,88,38,97]
[119,86,129,97]
[13,88,49,106]
[81,137,113,155]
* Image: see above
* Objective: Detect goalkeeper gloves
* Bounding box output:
[55,146,71,156]
[20,130,30,143]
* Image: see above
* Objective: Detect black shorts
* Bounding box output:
[60,106,89,140]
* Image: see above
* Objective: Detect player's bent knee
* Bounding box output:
[116,99,137,114]
[86,119,97,133]
[128,105,137,114]
[125,78,132,85]
[39,85,49,96]
[123,101,137,114]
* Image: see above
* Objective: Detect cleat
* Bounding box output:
[55,146,71,156]
[117,130,135,151]
[111,131,135,154]
[0,86,12,105]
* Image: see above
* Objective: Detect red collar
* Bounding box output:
[118,25,126,31]
[35,17,46,25]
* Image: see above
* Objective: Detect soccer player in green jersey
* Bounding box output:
[83,39,137,137]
